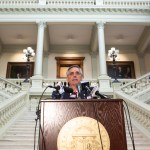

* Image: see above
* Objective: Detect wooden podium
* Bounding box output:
[40,99,127,150]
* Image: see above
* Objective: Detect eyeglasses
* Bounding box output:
[68,71,81,76]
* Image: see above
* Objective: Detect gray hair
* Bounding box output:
[66,65,83,76]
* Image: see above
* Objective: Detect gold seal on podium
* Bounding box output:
[57,116,110,150]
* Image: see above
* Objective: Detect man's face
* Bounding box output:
[67,67,83,86]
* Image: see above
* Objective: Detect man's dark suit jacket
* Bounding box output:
[61,90,90,99]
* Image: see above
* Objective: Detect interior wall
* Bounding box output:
[118,53,141,78]
[0,51,147,79]
[0,52,26,78]
[47,53,92,79]
[106,53,141,78]
[145,53,150,73]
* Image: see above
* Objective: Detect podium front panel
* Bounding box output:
[40,99,127,150]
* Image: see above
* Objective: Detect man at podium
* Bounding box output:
[61,65,86,99]
[52,65,108,99]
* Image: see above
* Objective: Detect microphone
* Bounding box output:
[51,86,61,99]
[64,86,73,93]
[91,86,109,99]
[80,81,92,99]
[76,84,81,93]
[95,91,109,99]
[49,85,73,93]
[80,81,90,91]
[49,81,63,91]
[48,85,60,91]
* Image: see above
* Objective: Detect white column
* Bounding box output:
[138,53,146,75]
[97,22,112,93]
[43,52,49,78]
[97,22,107,76]
[31,22,46,91]
[34,21,46,76]
[90,51,98,79]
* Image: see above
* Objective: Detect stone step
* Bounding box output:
[128,147,150,150]
[6,129,39,133]
[12,122,37,126]
[127,139,150,143]
[0,145,37,150]
[10,124,38,128]
[0,107,150,150]
[0,140,36,145]
[6,127,39,132]
[2,135,37,140]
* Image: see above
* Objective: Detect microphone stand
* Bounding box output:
[34,86,49,150]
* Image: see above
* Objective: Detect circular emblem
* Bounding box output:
[57,117,110,150]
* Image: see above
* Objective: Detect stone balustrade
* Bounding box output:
[115,91,150,135]
[104,0,150,7]
[120,72,150,97]
[0,0,149,7]
[1,74,149,137]
[7,78,24,86]
[43,78,99,87]
[127,101,150,133]
[0,0,37,5]
[7,78,134,90]
[115,73,150,135]
[0,91,28,136]
[134,89,150,103]
[46,0,95,5]
[0,77,22,96]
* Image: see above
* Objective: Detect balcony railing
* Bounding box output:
[0,0,149,8]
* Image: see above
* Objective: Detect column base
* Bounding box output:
[30,75,43,89]
[30,75,43,92]
[29,75,53,96]
[98,75,113,93]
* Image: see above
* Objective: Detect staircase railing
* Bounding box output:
[119,72,150,99]
[0,77,29,137]
[114,72,150,137]
[0,91,29,137]
[1,74,150,137]
[0,77,22,97]
[7,78,135,90]
[115,91,150,136]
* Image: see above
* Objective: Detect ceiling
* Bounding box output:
[0,22,149,54]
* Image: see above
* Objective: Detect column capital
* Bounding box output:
[96,21,106,29]
[36,21,47,28]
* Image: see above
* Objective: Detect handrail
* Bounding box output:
[120,72,150,97]
[0,77,22,89]
[0,91,28,137]
[0,77,22,96]
[115,91,150,136]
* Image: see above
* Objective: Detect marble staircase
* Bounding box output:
[0,110,39,150]
[0,101,150,150]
